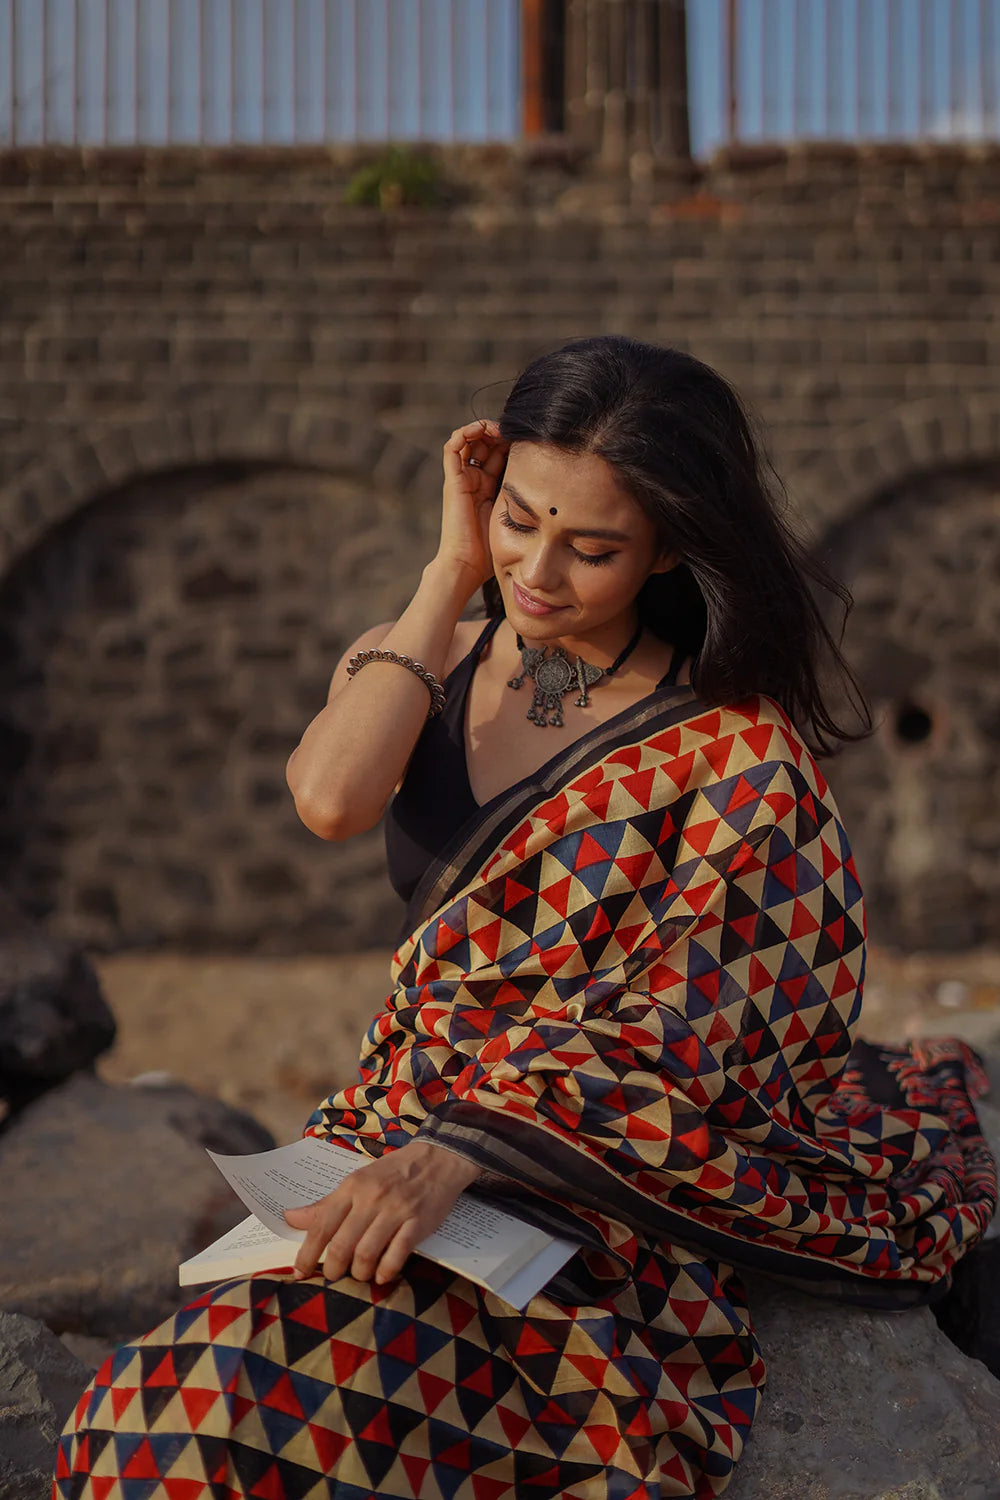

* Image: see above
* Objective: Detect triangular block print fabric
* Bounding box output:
[55,1250,763,1499]
[57,695,995,1498]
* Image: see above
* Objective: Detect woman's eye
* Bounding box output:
[500,510,613,566]
[500,510,533,534]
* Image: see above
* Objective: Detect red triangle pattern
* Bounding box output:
[179,1386,220,1430]
[53,700,958,1500]
[573,831,610,871]
[619,767,657,809]
[540,875,572,917]
[162,1481,206,1500]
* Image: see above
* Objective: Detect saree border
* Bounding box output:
[404,683,703,933]
[419,1105,954,1311]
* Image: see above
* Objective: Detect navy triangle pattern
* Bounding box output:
[55,703,995,1499]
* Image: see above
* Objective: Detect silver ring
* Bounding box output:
[467,457,483,468]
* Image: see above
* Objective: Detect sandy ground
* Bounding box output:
[94,945,1000,1144]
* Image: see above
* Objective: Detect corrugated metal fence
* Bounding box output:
[697,0,1000,152]
[0,0,521,145]
[0,0,998,153]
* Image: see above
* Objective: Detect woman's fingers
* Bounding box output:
[283,1204,315,1228]
[443,418,498,451]
[287,1200,423,1287]
[465,418,500,466]
[374,1221,420,1285]
[320,1202,384,1283]
[442,419,507,479]
[291,1196,352,1279]
[482,437,509,479]
[346,1212,418,1285]
[286,1142,474,1287]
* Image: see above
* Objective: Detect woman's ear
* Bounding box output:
[649,549,681,576]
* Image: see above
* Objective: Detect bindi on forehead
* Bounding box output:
[502,480,631,541]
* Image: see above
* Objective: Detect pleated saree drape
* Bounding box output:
[56,686,995,1500]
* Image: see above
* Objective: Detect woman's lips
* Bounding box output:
[511,580,565,617]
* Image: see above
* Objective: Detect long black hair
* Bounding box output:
[481,335,871,758]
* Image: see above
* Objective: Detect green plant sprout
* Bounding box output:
[343,147,442,209]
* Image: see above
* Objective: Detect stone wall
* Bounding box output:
[824,461,1000,951]
[0,464,424,950]
[0,141,998,952]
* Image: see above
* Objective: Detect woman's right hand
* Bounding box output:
[436,419,510,591]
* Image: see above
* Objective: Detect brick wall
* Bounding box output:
[1,141,998,951]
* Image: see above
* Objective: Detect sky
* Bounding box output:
[1,0,998,156]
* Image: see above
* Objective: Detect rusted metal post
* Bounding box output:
[40,0,47,145]
[658,0,691,160]
[522,0,545,135]
[9,0,16,145]
[726,0,738,142]
[983,0,997,135]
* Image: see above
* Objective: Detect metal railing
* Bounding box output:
[700,0,1000,155]
[0,0,997,154]
[0,0,520,146]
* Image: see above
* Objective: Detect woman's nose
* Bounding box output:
[519,541,561,592]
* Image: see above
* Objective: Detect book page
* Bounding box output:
[180,1211,577,1311]
[493,1238,579,1309]
[208,1137,368,1241]
[180,1214,297,1282]
[207,1136,566,1283]
[188,1213,294,1259]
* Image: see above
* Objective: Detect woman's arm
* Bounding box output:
[285,418,508,842]
[286,561,474,840]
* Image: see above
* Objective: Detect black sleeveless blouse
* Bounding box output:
[384,617,688,905]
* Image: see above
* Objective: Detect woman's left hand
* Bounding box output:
[284,1139,482,1286]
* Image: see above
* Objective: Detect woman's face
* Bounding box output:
[488,441,675,642]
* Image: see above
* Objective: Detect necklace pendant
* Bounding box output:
[527,686,564,728]
[523,649,576,729]
[509,632,632,729]
[575,658,604,708]
[527,689,550,727]
[509,645,545,693]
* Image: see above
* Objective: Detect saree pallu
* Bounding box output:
[55,688,996,1500]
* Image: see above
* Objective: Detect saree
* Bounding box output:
[55,685,995,1500]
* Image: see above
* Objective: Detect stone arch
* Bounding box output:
[785,390,1000,534]
[816,454,1000,951]
[0,403,445,953]
[0,395,440,579]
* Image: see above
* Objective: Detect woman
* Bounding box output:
[56,337,994,1498]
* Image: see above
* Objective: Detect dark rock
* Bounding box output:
[0,1072,274,1344]
[933,1238,1000,1378]
[0,1310,90,1500]
[729,1274,1000,1499]
[0,891,115,1085]
[931,1089,1000,1379]
[57,1332,116,1373]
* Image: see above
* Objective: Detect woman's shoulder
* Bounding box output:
[447,616,493,675]
[683,693,819,781]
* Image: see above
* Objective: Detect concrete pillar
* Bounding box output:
[562,0,691,168]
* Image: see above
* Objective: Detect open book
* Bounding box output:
[179,1135,579,1312]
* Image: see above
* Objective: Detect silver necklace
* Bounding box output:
[507,623,644,728]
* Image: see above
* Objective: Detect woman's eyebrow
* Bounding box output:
[502,482,630,542]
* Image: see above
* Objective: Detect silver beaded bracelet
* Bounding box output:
[346,649,447,719]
